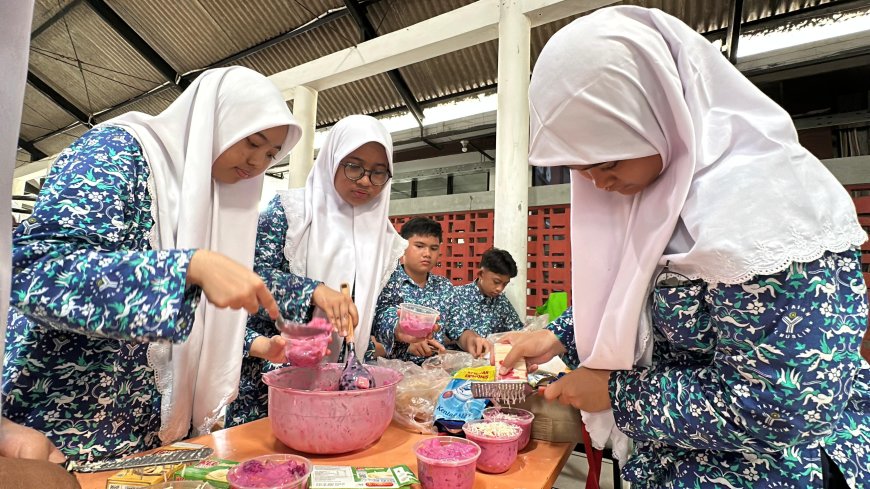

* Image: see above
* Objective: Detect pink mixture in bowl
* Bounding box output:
[482,407,535,450]
[226,454,311,489]
[263,364,403,454]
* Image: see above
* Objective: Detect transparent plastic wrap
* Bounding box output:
[421,351,489,375]
[486,313,550,347]
[376,357,451,434]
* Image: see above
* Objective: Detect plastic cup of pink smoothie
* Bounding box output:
[482,407,535,450]
[226,454,312,489]
[414,436,480,489]
[397,303,439,338]
[461,420,521,474]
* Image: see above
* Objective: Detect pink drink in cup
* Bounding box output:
[482,407,535,450]
[414,437,480,489]
[462,420,521,474]
[398,303,439,338]
[226,454,312,489]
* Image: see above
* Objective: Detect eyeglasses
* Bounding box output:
[340,162,392,186]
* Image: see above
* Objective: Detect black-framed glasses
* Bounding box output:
[339,162,392,186]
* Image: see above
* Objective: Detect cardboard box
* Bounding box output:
[516,394,584,443]
[309,465,419,489]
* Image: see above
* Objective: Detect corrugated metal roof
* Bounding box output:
[20,85,78,141]
[29,1,166,112]
[18,0,856,162]
[104,0,346,73]
[33,125,88,156]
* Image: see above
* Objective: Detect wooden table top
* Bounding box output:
[75,418,573,489]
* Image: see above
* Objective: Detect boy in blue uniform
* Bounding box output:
[448,247,525,358]
[374,217,460,364]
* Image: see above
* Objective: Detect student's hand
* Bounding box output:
[250,335,288,363]
[372,336,387,358]
[395,322,441,345]
[459,330,492,359]
[498,330,566,374]
[187,250,279,319]
[312,284,359,337]
[542,367,612,412]
[0,418,66,463]
[409,338,446,357]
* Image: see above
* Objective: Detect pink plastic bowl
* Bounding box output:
[263,363,403,454]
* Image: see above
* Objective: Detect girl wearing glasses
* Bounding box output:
[227,114,405,426]
[501,6,868,488]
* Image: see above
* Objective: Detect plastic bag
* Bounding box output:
[421,351,489,375]
[376,357,451,434]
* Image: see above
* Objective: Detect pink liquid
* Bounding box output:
[283,318,332,367]
[462,422,521,474]
[483,408,534,450]
[227,458,308,489]
[415,438,478,489]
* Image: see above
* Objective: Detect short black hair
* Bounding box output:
[480,247,517,278]
[400,217,443,242]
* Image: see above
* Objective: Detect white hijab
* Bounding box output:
[107,66,301,442]
[528,6,866,459]
[279,114,406,360]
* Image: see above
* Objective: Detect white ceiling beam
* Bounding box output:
[270,0,617,99]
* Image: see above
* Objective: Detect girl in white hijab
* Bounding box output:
[503,6,869,488]
[4,66,301,461]
[226,114,406,426]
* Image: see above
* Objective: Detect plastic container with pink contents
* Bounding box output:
[414,436,481,489]
[482,407,535,450]
[225,454,312,489]
[281,318,333,367]
[461,420,522,474]
[397,303,439,338]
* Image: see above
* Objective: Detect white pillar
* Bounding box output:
[288,85,318,188]
[492,0,530,316]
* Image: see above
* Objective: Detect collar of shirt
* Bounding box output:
[470,279,496,306]
[398,265,440,290]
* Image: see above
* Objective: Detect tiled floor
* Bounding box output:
[552,451,617,489]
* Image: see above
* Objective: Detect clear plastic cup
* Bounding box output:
[414,436,480,489]
[397,303,439,338]
[226,454,312,489]
[461,420,521,474]
[482,407,535,450]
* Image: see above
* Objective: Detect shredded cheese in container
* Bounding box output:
[464,421,520,439]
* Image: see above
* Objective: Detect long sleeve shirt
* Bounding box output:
[373,265,460,365]
[3,126,200,462]
[446,280,524,342]
[554,251,869,488]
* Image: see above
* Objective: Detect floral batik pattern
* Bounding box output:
[610,250,869,488]
[446,281,524,341]
[3,125,200,462]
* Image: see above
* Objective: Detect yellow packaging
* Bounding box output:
[105,463,183,489]
[105,442,207,489]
